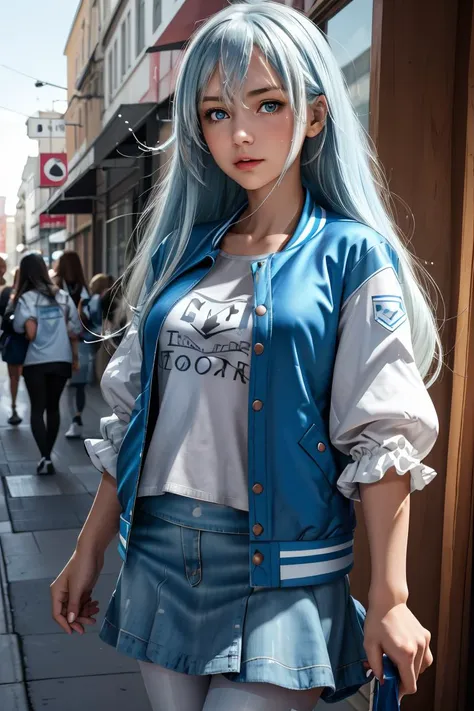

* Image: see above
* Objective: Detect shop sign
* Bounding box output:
[39,214,67,229]
[27,117,66,139]
[40,153,68,187]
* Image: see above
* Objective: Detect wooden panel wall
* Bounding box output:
[435,0,474,707]
[349,1,461,709]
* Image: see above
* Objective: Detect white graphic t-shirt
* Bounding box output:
[138,250,271,510]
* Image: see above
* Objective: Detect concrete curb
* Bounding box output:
[0,524,30,709]
[0,487,14,634]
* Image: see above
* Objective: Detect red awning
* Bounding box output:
[153,0,227,48]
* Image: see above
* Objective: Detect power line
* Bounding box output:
[0,104,30,118]
[0,63,67,90]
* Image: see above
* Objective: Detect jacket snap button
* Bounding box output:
[254,343,264,355]
[252,400,263,411]
[317,442,326,452]
[255,305,267,316]
[252,523,264,536]
[252,551,264,566]
[252,483,264,495]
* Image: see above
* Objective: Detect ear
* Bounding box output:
[306,95,328,139]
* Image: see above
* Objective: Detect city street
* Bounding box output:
[0,363,152,711]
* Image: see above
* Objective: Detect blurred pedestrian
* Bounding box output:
[54,252,92,439]
[0,256,7,289]
[83,273,110,339]
[13,253,81,474]
[0,267,23,424]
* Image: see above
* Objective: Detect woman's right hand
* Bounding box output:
[50,547,104,635]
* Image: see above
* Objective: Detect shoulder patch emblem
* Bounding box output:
[372,295,407,332]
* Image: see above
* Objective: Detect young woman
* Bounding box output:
[0,267,23,425]
[50,3,440,709]
[13,253,81,475]
[54,252,92,439]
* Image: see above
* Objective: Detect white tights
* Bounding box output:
[139,661,323,711]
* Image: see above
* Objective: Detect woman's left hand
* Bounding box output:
[364,601,433,699]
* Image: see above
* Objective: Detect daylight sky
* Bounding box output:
[0,0,80,213]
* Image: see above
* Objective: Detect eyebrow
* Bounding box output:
[201,86,283,103]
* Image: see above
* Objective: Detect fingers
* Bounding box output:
[364,642,384,684]
[66,588,94,626]
[398,631,433,697]
[52,582,99,636]
[396,646,417,697]
[51,583,72,635]
[421,644,433,674]
[419,631,433,675]
[63,599,100,635]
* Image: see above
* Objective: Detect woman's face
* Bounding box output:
[199,50,313,192]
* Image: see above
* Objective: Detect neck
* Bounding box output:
[237,163,305,242]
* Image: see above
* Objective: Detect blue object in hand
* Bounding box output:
[372,657,400,710]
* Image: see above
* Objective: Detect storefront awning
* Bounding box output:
[147,0,226,52]
[94,103,158,164]
[41,144,96,215]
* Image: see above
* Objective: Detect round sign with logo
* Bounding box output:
[43,157,67,183]
[40,153,68,187]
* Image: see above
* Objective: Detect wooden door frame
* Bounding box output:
[435,0,474,708]
[308,0,474,705]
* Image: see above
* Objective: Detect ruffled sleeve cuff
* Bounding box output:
[336,435,437,502]
[84,438,117,478]
[83,413,129,479]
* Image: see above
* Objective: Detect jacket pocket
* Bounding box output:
[298,423,337,488]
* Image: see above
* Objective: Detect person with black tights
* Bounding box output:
[13,253,81,474]
[54,252,92,439]
[0,264,23,425]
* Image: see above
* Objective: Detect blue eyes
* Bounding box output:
[205,101,283,123]
[260,102,279,114]
[210,109,228,122]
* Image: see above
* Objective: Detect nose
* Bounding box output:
[232,127,254,147]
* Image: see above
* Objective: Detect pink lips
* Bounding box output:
[234,158,264,171]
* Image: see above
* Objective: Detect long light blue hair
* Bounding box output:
[124,0,442,385]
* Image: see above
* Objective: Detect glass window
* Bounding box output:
[136,0,145,56]
[113,39,118,91]
[107,50,113,102]
[121,20,126,77]
[325,0,373,131]
[153,0,162,32]
[107,198,132,278]
[126,11,132,68]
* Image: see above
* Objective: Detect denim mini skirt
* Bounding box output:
[100,494,369,703]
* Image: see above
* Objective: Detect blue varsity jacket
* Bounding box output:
[115,189,401,588]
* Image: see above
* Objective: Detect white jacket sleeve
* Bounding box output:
[330,265,439,501]
[84,316,142,478]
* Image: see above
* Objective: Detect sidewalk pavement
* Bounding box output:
[0,363,152,711]
[0,362,356,711]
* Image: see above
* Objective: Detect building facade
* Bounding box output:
[42,0,104,279]
[18,112,66,258]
